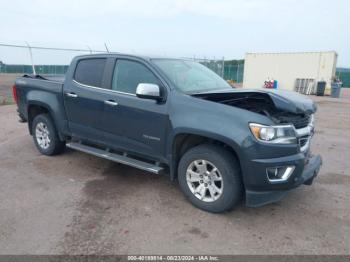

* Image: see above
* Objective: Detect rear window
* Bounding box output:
[74,58,106,87]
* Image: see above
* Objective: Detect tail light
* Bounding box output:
[12,84,18,104]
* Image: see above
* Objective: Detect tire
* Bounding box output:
[178,144,243,213]
[32,113,65,156]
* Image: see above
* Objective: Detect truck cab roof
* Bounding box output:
[73,53,187,62]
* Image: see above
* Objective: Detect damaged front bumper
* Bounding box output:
[245,154,322,207]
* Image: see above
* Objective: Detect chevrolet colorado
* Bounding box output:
[13,54,322,213]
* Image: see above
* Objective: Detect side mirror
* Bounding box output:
[136,83,162,100]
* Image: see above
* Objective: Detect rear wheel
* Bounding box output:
[178,144,243,213]
[32,114,65,155]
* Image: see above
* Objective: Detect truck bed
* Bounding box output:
[21,74,65,83]
[16,74,64,93]
[15,74,65,123]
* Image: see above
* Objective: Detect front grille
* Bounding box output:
[293,114,313,153]
[277,113,311,129]
[293,114,311,129]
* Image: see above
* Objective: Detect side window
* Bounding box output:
[112,60,159,94]
[74,58,106,87]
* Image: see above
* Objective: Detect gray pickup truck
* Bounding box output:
[13,53,322,213]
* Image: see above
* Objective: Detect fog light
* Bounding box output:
[266,166,295,183]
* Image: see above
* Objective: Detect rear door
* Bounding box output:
[63,57,113,143]
[101,58,169,161]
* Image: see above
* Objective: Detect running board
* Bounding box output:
[66,142,164,174]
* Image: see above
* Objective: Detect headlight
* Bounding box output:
[249,123,296,144]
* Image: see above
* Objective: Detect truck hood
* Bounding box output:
[193,88,317,115]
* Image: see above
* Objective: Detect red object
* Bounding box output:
[12,84,18,104]
[264,80,274,89]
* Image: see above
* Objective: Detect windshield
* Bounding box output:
[152,59,232,94]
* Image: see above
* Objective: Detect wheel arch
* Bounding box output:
[27,102,65,141]
[28,102,51,134]
[169,131,243,181]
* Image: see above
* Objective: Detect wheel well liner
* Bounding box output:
[27,104,50,135]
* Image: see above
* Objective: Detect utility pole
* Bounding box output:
[87,45,92,54]
[25,41,36,75]
[104,43,110,53]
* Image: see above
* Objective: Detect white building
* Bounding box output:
[243,51,338,94]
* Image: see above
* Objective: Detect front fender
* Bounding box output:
[167,127,247,181]
[168,127,244,158]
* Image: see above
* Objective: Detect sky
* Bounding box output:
[0,0,349,66]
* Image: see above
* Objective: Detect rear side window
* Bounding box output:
[74,58,106,87]
[112,60,159,94]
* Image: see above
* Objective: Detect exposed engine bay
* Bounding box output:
[193,91,312,129]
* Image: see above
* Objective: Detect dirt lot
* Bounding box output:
[0,90,349,255]
[0,74,21,104]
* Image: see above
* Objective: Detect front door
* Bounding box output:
[101,59,169,161]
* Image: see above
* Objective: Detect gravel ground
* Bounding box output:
[0,74,21,103]
[0,90,349,255]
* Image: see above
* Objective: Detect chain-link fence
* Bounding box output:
[2,61,349,88]
[2,42,349,87]
[223,63,244,83]
[194,58,224,77]
[0,64,68,75]
[0,42,105,77]
[0,59,245,82]
[337,70,350,87]
[190,57,244,83]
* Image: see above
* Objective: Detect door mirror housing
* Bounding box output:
[136,83,162,100]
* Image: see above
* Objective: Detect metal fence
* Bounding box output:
[2,60,350,87]
[0,59,245,83]
[191,57,244,82]
[1,42,246,82]
[2,42,349,86]
[0,64,68,74]
[223,63,244,83]
[0,42,106,75]
[337,71,350,87]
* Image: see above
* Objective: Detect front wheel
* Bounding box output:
[178,144,243,213]
[32,113,65,155]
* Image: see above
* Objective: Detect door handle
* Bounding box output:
[104,100,118,106]
[66,92,78,98]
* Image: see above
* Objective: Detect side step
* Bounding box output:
[66,142,164,174]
